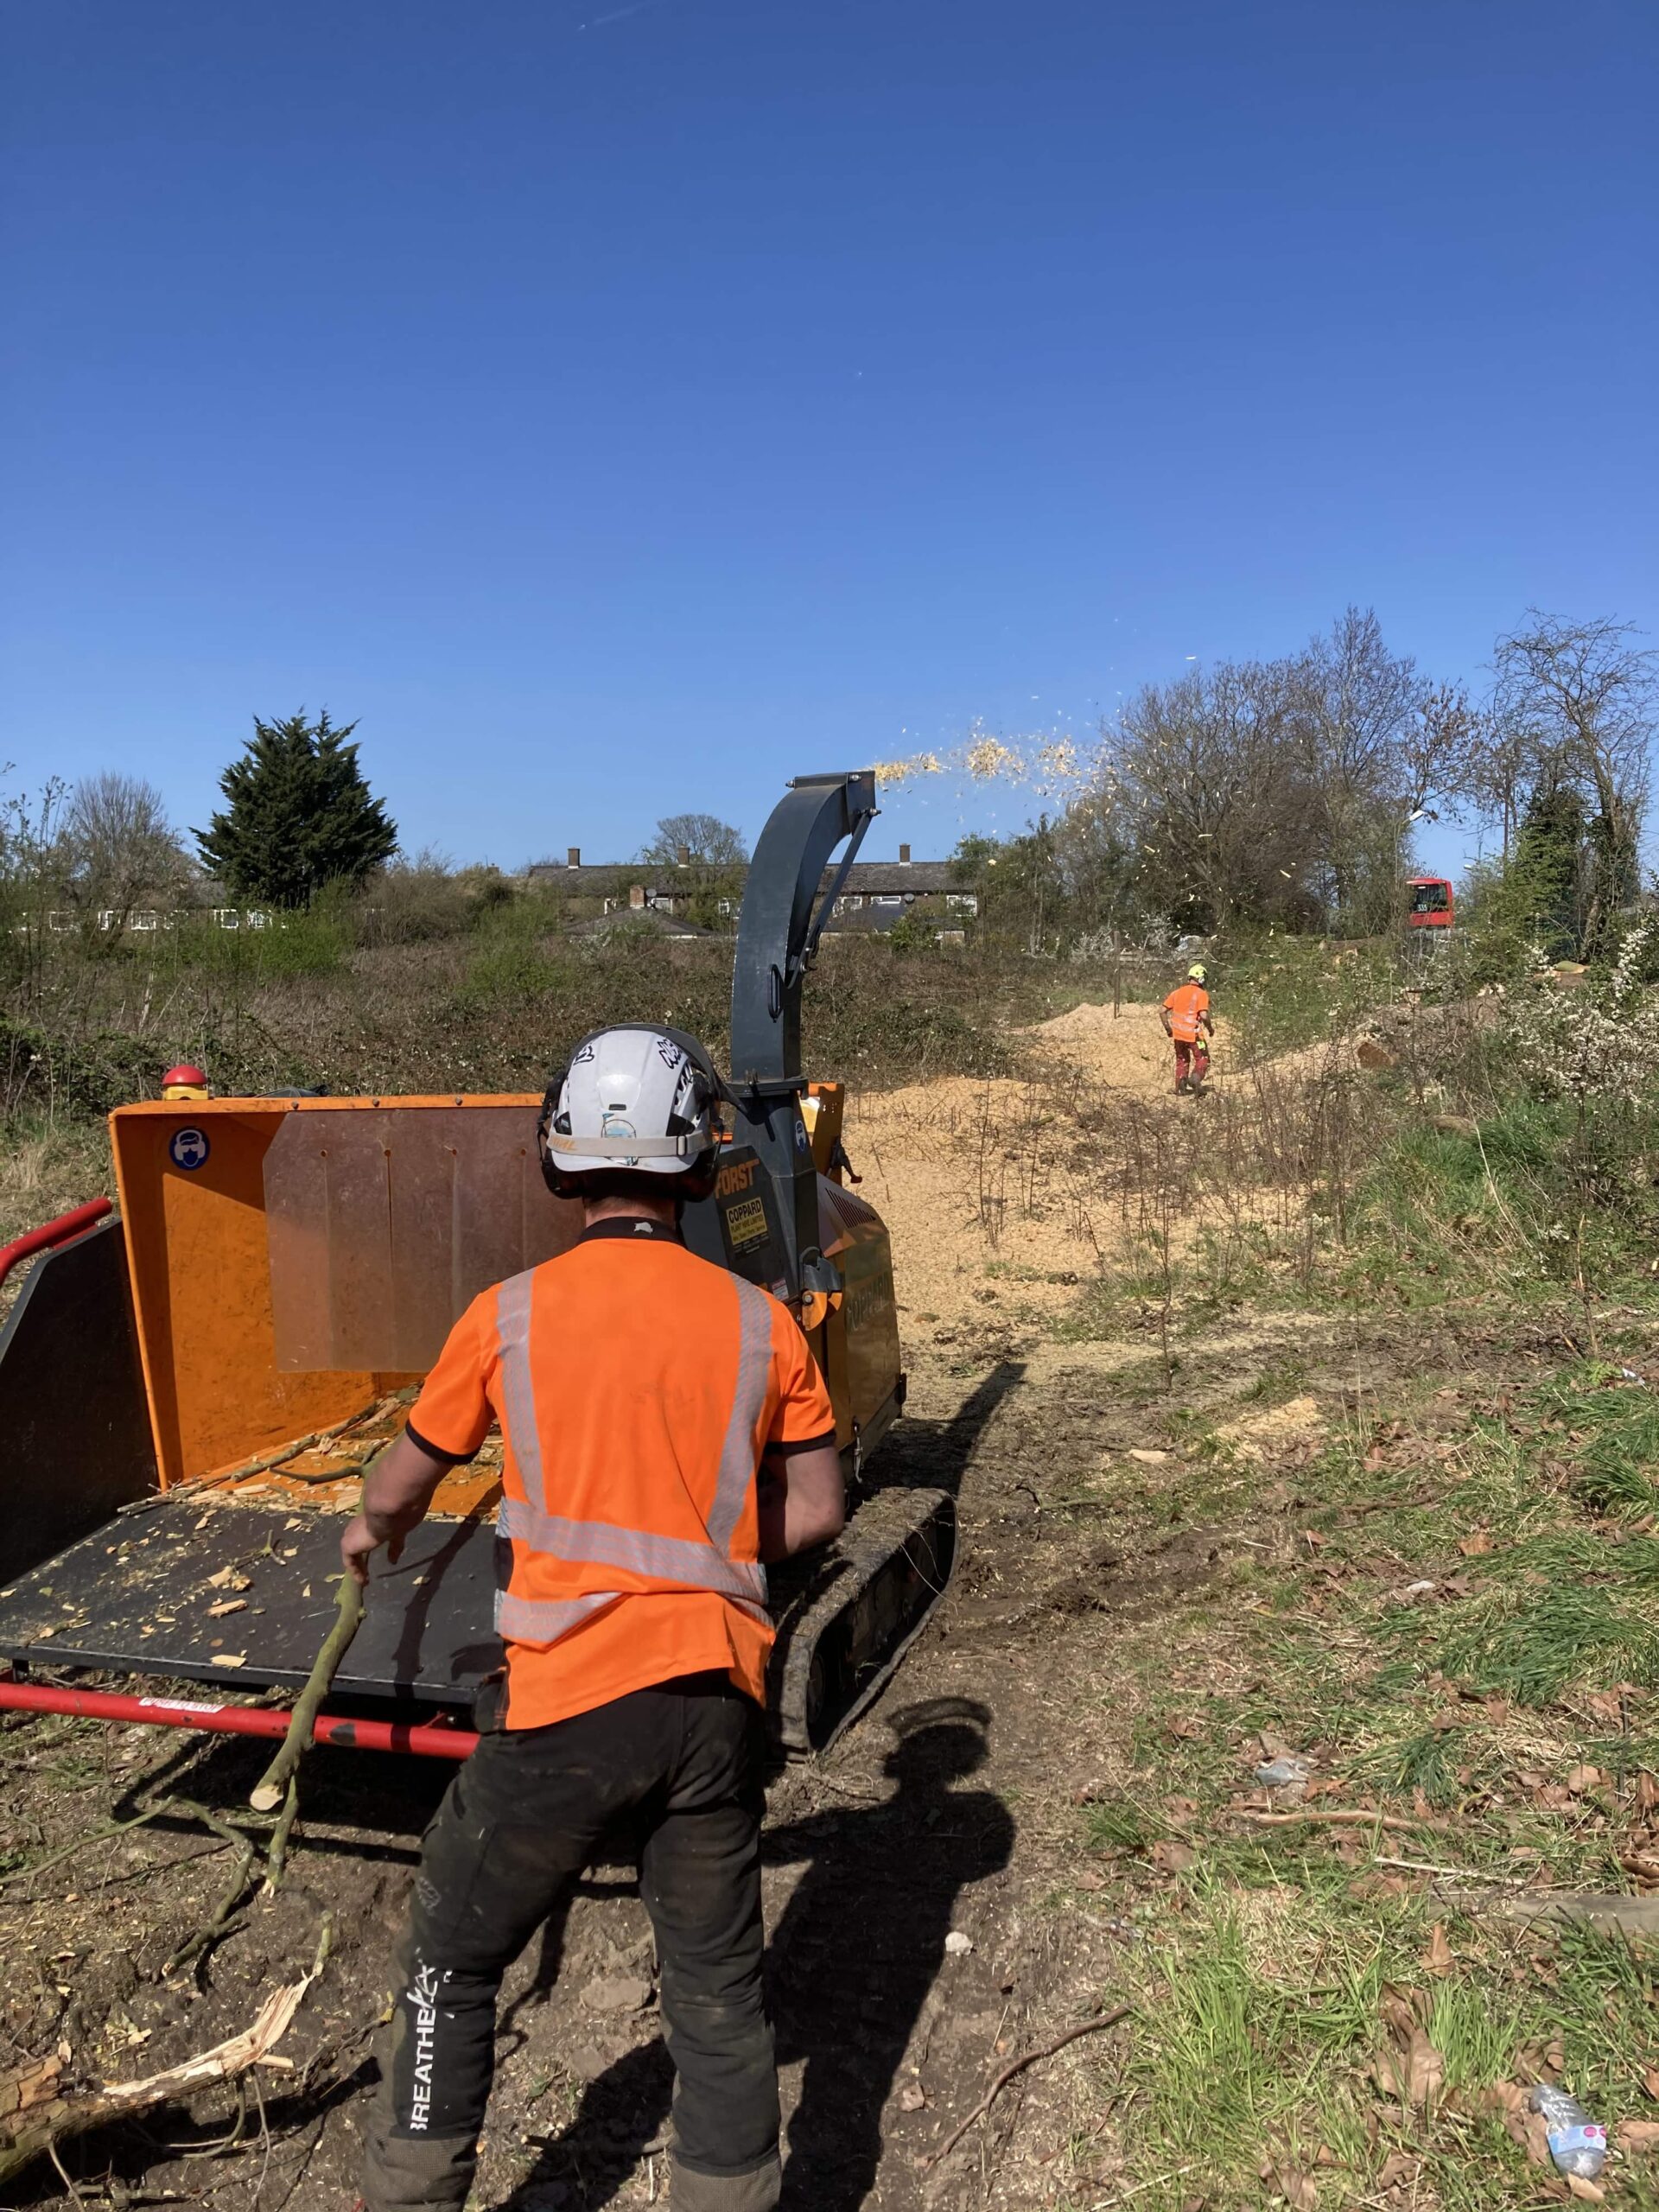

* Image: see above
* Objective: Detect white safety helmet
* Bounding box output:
[537,1025,721,1189]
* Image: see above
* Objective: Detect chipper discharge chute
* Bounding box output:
[0,772,954,1760]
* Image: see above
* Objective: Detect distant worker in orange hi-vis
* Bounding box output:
[1160,962,1214,1096]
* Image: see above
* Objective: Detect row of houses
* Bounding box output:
[528,842,977,940]
[31,848,976,945]
[39,907,280,933]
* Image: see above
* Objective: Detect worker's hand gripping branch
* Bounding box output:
[341,1439,454,1586]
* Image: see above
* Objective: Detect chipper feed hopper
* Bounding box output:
[0,773,954,1761]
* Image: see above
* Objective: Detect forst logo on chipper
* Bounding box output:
[716,1156,759,1199]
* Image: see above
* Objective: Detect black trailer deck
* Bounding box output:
[0,1217,503,1710]
[0,1493,502,1711]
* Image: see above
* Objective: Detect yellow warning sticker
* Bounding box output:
[723,1194,769,1252]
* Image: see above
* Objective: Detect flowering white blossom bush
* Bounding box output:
[1508,917,1656,1109]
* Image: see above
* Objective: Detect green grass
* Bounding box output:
[1062,1335,1659,2209]
[137,906,352,981]
[461,934,575,1004]
[1335,1086,1659,1307]
[1220,934,1399,1059]
[0,1112,112,1254]
[1116,1899,1555,2204]
[1425,1564,1659,1705]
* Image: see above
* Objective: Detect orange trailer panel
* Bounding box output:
[108,1095,577,1489]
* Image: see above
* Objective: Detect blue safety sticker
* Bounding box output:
[168,1127,211,1172]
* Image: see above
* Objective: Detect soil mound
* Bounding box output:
[843,1073,1101,1331]
[1021,999,1237,1093]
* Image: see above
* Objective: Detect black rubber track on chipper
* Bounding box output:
[766,1485,957,1756]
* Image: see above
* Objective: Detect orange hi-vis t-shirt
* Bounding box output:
[1163,982,1211,1044]
[408,1218,836,1731]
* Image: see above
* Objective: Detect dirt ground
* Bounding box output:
[842,1001,1223,1334]
[0,1016,1487,2210]
[3,1312,1194,2211]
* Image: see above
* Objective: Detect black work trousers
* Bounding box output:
[360,1672,779,2212]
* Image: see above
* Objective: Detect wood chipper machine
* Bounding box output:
[0,772,955,1763]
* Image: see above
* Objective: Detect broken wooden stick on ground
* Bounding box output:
[1232,1807,1450,1837]
[0,1922,331,2184]
[925,2004,1132,2169]
[1443,1888,1659,1934]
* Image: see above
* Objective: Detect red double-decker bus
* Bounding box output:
[1407,876,1454,930]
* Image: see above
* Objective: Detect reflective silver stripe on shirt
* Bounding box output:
[491,1256,772,1635]
[497,1494,768,1607]
[706,1278,775,1554]
[496,1587,768,1647]
[494,1270,544,1512]
[494,1588,622,1645]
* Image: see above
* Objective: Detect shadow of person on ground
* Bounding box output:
[506,2035,673,2212]
[494,1374,1020,2212]
[503,1700,1013,2212]
[766,1698,1014,2209]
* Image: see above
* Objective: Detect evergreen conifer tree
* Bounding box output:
[196,711,397,906]
[1512,775,1586,956]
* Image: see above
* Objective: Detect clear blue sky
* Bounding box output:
[3,0,1655,872]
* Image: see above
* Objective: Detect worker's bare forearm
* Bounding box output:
[343,1431,459,1584]
[758,1441,847,1561]
[359,1433,454,1545]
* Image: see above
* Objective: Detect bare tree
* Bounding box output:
[639,813,748,868]
[1465,704,1542,866]
[1087,612,1487,938]
[0,773,69,1002]
[62,772,190,935]
[1296,610,1422,789]
[1402,683,1482,819]
[1112,659,1320,931]
[1290,609,1427,925]
[1492,613,1656,956]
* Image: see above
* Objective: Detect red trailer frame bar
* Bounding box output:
[0,1676,477,1760]
[0,1197,114,1289]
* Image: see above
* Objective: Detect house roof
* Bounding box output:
[833,861,956,895]
[568,906,715,942]
[527,857,959,897]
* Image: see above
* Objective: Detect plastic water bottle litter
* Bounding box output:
[1529,2083,1606,2180]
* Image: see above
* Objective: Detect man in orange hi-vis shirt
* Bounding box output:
[1160,961,1214,1095]
[344,1027,844,2212]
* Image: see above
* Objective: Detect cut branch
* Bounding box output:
[1232,1807,1449,1836]
[163,1799,263,1977]
[1441,1888,1659,1934]
[261,1777,301,1898]
[250,1573,363,1815]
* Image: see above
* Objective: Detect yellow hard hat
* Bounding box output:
[1187,962,1208,982]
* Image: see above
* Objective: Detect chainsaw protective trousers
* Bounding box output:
[359,1672,779,2212]
[1173,1038,1210,1091]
